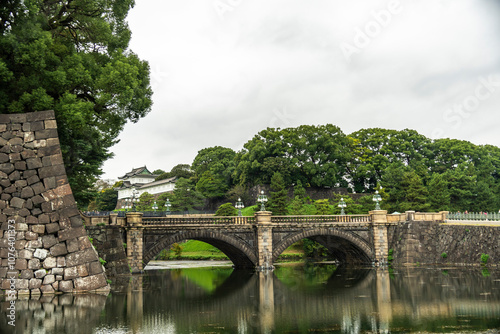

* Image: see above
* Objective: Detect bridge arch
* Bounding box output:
[143,230,258,269]
[272,228,374,264]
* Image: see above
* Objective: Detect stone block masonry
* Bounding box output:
[390,220,500,266]
[0,110,109,297]
[86,226,129,276]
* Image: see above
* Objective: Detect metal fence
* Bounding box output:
[447,212,500,221]
[81,211,115,217]
[81,210,215,218]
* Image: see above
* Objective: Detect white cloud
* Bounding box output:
[102,0,500,179]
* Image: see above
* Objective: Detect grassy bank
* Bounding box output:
[155,240,305,261]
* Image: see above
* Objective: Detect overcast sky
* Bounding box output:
[102,0,500,180]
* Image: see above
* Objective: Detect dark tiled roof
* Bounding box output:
[118,166,154,179]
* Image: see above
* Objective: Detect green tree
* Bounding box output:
[226,185,251,206]
[474,181,496,212]
[313,199,331,215]
[381,164,430,212]
[380,163,407,212]
[357,194,377,213]
[330,194,364,214]
[137,192,154,211]
[234,125,351,188]
[0,0,152,205]
[192,146,236,186]
[442,163,476,211]
[293,180,306,202]
[94,188,118,211]
[169,164,194,179]
[215,203,237,216]
[155,164,194,181]
[156,193,171,210]
[170,178,204,211]
[196,171,228,199]
[287,196,307,215]
[427,173,450,211]
[428,139,477,174]
[267,172,288,215]
[349,128,431,192]
[400,171,429,212]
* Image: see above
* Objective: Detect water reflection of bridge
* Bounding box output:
[106,267,500,333]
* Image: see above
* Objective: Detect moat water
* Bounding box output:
[1,262,500,333]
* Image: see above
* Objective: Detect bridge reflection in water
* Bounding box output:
[1,266,500,333]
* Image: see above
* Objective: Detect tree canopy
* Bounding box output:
[155,164,194,181]
[0,0,152,205]
[218,125,500,213]
[234,125,351,188]
[91,123,500,213]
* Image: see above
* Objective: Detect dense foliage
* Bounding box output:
[0,0,152,205]
[215,203,237,216]
[191,126,500,213]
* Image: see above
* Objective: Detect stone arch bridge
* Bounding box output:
[85,210,447,273]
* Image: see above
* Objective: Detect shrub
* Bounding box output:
[481,253,489,265]
[215,203,237,216]
[171,243,183,258]
[441,252,447,259]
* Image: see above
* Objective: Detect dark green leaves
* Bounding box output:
[0,0,152,205]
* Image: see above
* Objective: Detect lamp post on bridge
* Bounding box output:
[235,198,244,216]
[164,198,171,216]
[123,200,129,212]
[131,189,139,212]
[373,190,382,210]
[152,201,158,212]
[257,190,268,212]
[338,197,346,215]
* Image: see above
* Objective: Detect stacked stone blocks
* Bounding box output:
[126,212,144,273]
[370,210,390,265]
[0,110,108,296]
[255,211,274,270]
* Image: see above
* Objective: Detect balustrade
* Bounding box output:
[142,216,255,225]
[447,212,500,221]
[271,215,371,224]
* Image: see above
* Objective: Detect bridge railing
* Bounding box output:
[142,216,255,225]
[270,215,371,224]
[447,212,500,221]
[387,213,406,223]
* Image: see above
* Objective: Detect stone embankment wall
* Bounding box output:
[86,226,129,276]
[0,110,109,296]
[390,221,500,266]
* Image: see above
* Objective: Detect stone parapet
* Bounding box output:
[126,212,143,227]
[369,210,388,224]
[255,211,272,225]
